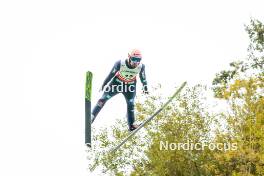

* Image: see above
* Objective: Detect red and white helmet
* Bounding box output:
[128,49,142,67]
[128,49,142,59]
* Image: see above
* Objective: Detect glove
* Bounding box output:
[142,84,148,95]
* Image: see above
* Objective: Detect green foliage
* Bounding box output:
[211,18,264,175]
[246,18,264,72]
[211,77,264,175]
[213,18,264,99]
[245,18,264,53]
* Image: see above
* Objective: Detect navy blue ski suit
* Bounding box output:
[92,59,148,127]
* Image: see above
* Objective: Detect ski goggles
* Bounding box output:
[130,57,141,63]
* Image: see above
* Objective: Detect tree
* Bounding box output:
[213,18,264,99]
[211,18,264,175]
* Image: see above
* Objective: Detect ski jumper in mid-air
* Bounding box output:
[91,49,148,131]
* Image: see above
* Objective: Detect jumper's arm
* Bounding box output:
[139,64,148,92]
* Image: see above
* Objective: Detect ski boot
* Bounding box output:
[129,123,141,132]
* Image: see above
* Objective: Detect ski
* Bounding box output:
[85,71,93,147]
[110,81,187,153]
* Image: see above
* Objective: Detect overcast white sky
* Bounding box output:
[0,0,263,175]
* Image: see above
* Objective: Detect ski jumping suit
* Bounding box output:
[92,59,148,126]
